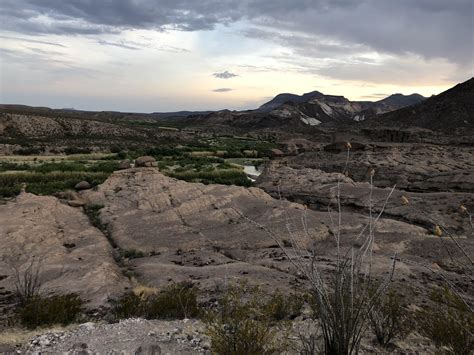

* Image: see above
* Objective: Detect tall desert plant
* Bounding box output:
[11,257,42,305]
[238,145,397,354]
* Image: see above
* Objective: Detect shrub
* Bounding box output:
[13,147,43,155]
[205,283,290,354]
[416,287,474,355]
[64,147,91,155]
[146,282,199,319]
[110,282,200,321]
[0,171,110,197]
[120,249,145,259]
[17,294,83,329]
[109,292,144,319]
[12,258,42,306]
[369,288,412,347]
[264,292,304,321]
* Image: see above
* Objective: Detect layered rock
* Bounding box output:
[257,163,474,233]
[282,143,474,192]
[79,168,449,294]
[0,193,130,310]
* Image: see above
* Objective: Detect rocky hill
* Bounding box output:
[256,91,425,124]
[367,77,474,132]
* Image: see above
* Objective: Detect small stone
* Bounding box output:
[68,199,85,207]
[79,322,96,331]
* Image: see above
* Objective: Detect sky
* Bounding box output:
[0,0,473,112]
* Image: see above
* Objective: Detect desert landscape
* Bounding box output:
[0,77,472,354]
[0,1,473,354]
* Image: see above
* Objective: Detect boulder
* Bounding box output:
[269,148,284,157]
[118,159,132,170]
[75,181,91,191]
[135,156,157,167]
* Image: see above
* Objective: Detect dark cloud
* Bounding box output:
[213,71,238,79]
[0,0,472,69]
[212,88,233,92]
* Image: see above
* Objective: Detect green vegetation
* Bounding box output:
[416,287,474,355]
[110,282,200,321]
[205,283,291,354]
[0,171,109,197]
[120,249,145,259]
[167,168,251,187]
[369,288,412,347]
[0,157,119,198]
[17,294,83,329]
[0,135,275,197]
[264,292,304,321]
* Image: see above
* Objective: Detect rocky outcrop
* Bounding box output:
[80,168,441,294]
[0,193,130,309]
[283,143,474,192]
[256,163,474,233]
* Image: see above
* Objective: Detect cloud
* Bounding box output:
[213,71,238,79]
[0,0,471,69]
[97,39,141,50]
[0,34,67,47]
[212,88,233,92]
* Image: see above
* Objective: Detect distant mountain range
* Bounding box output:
[1,78,471,136]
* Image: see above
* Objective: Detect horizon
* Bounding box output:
[0,1,473,112]
[1,88,434,114]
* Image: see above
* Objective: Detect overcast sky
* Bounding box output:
[0,0,472,112]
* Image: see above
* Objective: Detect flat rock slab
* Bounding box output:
[82,168,329,292]
[83,168,327,253]
[80,168,442,296]
[0,193,130,309]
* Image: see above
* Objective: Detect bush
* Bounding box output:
[120,249,145,259]
[416,287,474,355]
[0,171,110,197]
[64,147,92,155]
[13,147,43,155]
[264,292,304,321]
[12,258,42,306]
[110,282,200,321]
[17,294,83,329]
[109,292,145,320]
[369,288,412,347]
[205,283,290,354]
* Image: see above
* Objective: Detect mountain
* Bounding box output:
[257,91,327,112]
[256,91,425,126]
[370,78,474,132]
[377,93,426,107]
